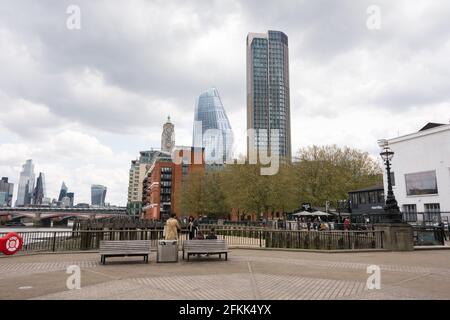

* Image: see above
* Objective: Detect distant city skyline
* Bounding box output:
[1,1,450,206]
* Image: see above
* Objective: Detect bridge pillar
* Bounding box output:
[34,219,51,227]
[53,219,68,226]
[33,213,41,227]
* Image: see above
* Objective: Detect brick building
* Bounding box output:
[142,147,205,220]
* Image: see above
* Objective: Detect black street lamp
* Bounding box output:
[380,145,402,223]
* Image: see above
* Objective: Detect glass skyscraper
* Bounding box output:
[58,182,68,201]
[0,177,14,207]
[193,87,233,163]
[247,30,291,161]
[16,159,35,206]
[91,184,107,207]
[33,172,46,205]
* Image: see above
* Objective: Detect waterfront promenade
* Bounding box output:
[1,249,450,300]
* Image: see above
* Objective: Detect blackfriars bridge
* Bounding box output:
[0,207,128,226]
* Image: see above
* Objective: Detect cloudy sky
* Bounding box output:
[1,0,449,206]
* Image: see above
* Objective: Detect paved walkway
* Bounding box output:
[1,249,450,299]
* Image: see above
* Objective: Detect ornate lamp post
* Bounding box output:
[379,144,402,223]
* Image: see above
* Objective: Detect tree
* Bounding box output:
[180,170,205,216]
[203,171,229,219]
[180,145,382,219]
[293,145,382,207]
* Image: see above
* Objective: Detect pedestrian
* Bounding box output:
[313,218,318,231]
[438,221,447,242]
[164,213,181,240]
[188,216,198,240]
[307,219,311,231]
[206,228,217,240]
[194,231,205,240]
[343,217,350,231]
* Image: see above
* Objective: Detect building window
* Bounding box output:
[377,190,385,203]
[359,192,368,204]
[405,170,438,196]
[161,174,172,180]
[351,193,358,205]
[369,191,378,204]
[402,204,417,222]
[424,203,440,222]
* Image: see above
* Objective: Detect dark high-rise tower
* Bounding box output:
[33,172,46,205]
[247,30,291,161]
[91,184,107,206]
[58,182,68,201]
[66,192,74,207]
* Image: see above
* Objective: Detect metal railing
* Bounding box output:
[412,226,447,246]
[0,228,384,254]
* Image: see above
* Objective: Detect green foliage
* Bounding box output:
[180,145,383,217]
[295,145,382,207]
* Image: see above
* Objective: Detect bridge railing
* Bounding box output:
[0,228,385,254]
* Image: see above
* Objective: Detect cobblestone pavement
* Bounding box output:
[1,249,449,300]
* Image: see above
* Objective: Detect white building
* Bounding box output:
[381,122,450,223]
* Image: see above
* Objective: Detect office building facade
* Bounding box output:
[0,177,14,207]
[142,147,205,220]
[16,159,35,206]
[91,184,107,207]
[127,150,171,216]
[58,182,68,201]
[128,119,177,216]
[247,30,291,161]
[33,172,46,205]
[380,123,450,223]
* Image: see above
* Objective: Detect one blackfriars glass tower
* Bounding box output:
[247,30,291,161]
[193,87,234,163]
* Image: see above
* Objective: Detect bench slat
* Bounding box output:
[183,240,228,254]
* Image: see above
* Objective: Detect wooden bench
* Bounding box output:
[182,239,228,261]
[99,240,152,265]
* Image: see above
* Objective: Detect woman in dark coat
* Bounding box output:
[188,216,198,240]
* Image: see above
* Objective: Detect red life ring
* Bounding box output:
[0,232,23,255]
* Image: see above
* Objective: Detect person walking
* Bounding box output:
[165,213,181,240]
[343,217,350,231]
[438,221,447,242]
